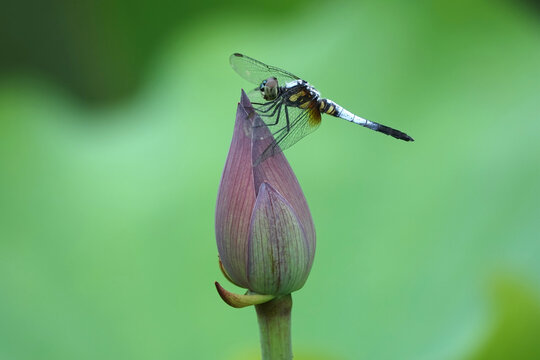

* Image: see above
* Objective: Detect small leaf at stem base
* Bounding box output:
[215,282,275,308]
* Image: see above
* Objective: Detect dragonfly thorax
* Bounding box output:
[260,77,280,101]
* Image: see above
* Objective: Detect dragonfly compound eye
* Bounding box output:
[265,77,278,89]
[260,77,278,100]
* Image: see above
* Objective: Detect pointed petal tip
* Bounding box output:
[257,181,269,195]
[215,282,275,308]
[254,181,285,204]
[240,90,251,108]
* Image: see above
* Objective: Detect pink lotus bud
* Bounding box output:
[215,91,316,296]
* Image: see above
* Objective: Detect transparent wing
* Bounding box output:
[245,86,265,103]
[230,53,300,85]
[252,100,322,165]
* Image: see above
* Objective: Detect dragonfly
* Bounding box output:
[230,53,414,165]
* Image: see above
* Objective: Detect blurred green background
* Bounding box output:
[1,0,540,359]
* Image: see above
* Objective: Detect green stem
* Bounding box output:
[255,294,293,360]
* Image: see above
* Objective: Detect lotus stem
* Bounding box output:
[255,294,293,360]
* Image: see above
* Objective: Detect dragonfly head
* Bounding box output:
[260,77,279,101]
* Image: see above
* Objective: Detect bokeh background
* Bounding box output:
[1,0,540,359]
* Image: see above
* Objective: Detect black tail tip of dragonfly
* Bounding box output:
[402,134,414,142]
[375,123,414,142]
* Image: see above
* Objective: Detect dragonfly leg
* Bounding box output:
[251,101,274,106]
[257,101,279,114]
[284,106,291,132]
[260,102,281,119]
[268,105,291,136]
[253,104,282,128]
[265,105,282,126]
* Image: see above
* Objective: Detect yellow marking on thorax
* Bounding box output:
[299,101,312,109]
[288,90,306,102]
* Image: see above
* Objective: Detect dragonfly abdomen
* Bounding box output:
[320,99,367,125]
[319,99,339,116]
[322,99,414,142]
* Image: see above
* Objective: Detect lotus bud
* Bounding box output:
[215,91,316,302]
